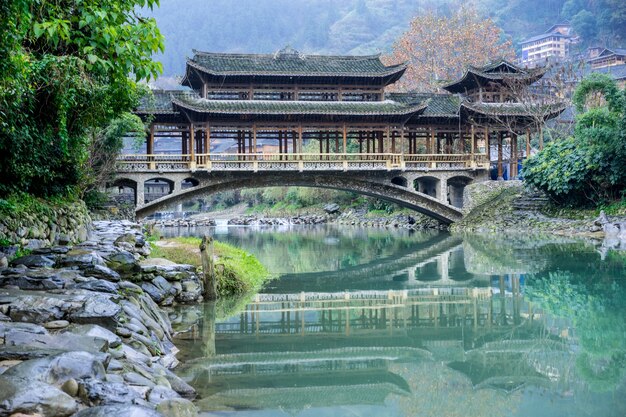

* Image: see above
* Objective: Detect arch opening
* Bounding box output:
[144,178,175,204]
[447,176,473,208]
[107,178,137,205]
[414,176,440,199]
[391,176,408,188]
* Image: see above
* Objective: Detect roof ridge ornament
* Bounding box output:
[274,45,304,60]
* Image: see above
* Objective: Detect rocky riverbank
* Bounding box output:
[451,181,626,245]
[0,221,205,417]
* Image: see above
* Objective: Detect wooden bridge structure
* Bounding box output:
[113,49,563,221]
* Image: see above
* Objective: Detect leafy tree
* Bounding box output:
[523,74,626,205]
[0,0,164,197]
[382,5,515,92]
[571,9,597,41]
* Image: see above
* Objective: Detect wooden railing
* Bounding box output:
[116,153,489,172]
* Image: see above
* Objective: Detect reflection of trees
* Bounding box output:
[526,271,626,392]
[218,226,440,274]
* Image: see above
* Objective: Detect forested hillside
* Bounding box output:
[149,0,625,79]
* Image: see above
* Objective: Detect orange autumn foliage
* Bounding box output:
[383,5,515,92]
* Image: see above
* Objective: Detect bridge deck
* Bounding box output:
[117,152,489,172]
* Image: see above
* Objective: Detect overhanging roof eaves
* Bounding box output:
[171,96,427,117]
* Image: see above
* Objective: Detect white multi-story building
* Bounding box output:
[520,23,574,67]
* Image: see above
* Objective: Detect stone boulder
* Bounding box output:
[0,376,79,417]
[323,203,341,214]
[10,254,56,268]
[2,351,107,386]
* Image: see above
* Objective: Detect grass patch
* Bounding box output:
[150,237,271,296]
[0,192,80,217]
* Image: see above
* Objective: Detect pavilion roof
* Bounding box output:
[170,91,428,117]
[442,61,548,94]
[185,47,407,78]
[388,93,461,118]
[460,101,566,118]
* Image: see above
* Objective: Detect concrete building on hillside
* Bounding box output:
[520,22,576,68]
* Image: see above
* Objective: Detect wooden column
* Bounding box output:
[292,130,296,158]
[484,126,490,161]
[511,133,518,179]
[147,125,155,169]
[248,130,253,158]
[297,125,303,156]
[539,126,544,150]
[252,125,257,160]
[470,125,476,156]
[526,128,531,159]
[497,132,503,180]
[205,126,211,161]
[429,127,435,154]
[342,124,347,154]
[334,130,339,153]
[378,131,384,154]
[189,124,196,168]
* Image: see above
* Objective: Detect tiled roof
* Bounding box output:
[187,48,407,77]
[461,101,566,117]
[442,61,548,93]
[171,93,427,116]
[135,90,186,114]
[388,93,460,117]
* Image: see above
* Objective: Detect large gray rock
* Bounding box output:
[141,282,165,304]
[60,249,107,269]
[72,405,165,417]
[0,376,79,416]
[156,398,197,417]
[70,295,121,327]
[79,379,143,406]
[62,324,122,348]
[75,279,119,294]
[10,254,56,268]
[3,269,69,290]
[147,385,180,405]
[84,264,121,282]
[2,351,107,386]
[8,294,68,323]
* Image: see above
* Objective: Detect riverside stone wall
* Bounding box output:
[0,200,92,254]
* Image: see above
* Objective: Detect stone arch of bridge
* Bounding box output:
[133,172,464,224]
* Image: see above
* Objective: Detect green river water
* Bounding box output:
[164,225,626,417]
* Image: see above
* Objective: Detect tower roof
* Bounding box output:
[181,47,407,89]
[442,60,548,94]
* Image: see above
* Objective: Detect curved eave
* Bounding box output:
[443,68,548,94]
[461,102,565,117]
[170,97,427,118]
[184,59,408,83]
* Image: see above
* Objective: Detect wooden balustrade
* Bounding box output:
[116,152,489,171]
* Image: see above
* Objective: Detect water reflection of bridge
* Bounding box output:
[177,276,564,412]
[270,235,489,292]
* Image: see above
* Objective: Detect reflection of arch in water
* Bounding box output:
[271,234,468,292]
